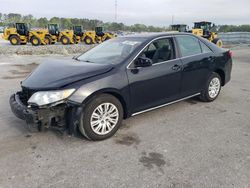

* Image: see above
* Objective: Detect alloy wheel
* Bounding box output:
[90,103,119,135]
[208,77,221,98]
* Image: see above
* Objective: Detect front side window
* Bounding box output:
[176,36,202,57]
[138,38,175,64]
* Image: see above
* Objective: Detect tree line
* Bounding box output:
[0,13,250,32]
[218,25,250,32]
[0,13,167,32]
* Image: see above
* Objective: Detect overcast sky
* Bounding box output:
[0,0,249,26]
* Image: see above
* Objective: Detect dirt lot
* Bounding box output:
[0,46,249,188]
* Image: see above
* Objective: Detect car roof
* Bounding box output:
[121,32,195,40]
[118,32,224,54]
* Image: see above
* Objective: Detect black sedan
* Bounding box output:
[10,33,232,140]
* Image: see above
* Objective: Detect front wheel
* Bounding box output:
[84,36,93,45]
[9,35,21,45]
[30,36,41,46]
[79,94,123,140]
[61,36,70,45]
[200,72,221,102]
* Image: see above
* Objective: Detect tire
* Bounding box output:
[61,36,70,45]
[200,72,222,102]
[44,35,52,45]
[73,36,79,44]
[9,35,20,45]
[78,94,124,141]
[30,36,41,46]
[212,38,223,47]
[84,36,93,45]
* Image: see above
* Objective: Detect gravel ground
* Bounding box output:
[0,38,96,55]
[0,47,249,188]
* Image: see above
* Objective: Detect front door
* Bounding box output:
[126,37,182,113]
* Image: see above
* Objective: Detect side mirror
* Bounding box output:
[134,57,152,68]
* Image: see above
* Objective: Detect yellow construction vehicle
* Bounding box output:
[73,25,97,45]
[191,21,223,47]
[3,23,47,46]
[95,27,115,42]
[170,24,188,32]
[45,24,80,45]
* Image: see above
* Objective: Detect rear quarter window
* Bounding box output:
[176,35,202,57]
[200,41,213,53]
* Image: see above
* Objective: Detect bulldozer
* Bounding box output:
[45,24,80,45]
[170,24,188,32]
[95,27,115,42]
[3,23,47,46]
[72,25,96,45]
[191,21,223,47]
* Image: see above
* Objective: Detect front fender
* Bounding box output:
[68,70,130,111]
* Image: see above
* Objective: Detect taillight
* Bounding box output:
[228,50,233,58]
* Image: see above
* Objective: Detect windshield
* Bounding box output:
[77,38,143,64]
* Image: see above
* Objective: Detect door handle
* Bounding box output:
[172,64,181,71]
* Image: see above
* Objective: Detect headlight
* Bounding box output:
[28,89,75,106]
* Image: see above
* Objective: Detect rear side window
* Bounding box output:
[200,41,212,53]
[176,36,202,57]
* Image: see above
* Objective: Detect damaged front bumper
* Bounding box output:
[9,92,82,134]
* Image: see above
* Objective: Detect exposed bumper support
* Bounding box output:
[9,93,81,135]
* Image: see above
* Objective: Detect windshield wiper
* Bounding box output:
[73,57,95,63]
[72,56,80,61]
[84,60,95,63]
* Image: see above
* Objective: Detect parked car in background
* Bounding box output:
[10,33,232,140]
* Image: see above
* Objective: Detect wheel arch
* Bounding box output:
[82,88,129,119]
[8,34,18,40]
[214,69,225,86]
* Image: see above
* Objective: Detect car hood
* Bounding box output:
[21,59,114,89]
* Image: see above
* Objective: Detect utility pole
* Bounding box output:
[115,0,117,22]
[172,15,174,25]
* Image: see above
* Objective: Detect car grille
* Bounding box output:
[19,87,36,105]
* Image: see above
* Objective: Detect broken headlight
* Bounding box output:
[28,89,75,106]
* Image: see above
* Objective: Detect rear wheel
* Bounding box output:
[30,36,41,46]
[44,35,52,45]
[212,38,223,47]
[200,72,221,102]
[84,36,93,45]
[9,35,20,45]
[78,94,123,140]
[61,36,70,45]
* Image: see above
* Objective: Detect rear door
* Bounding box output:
[126,37,183,113]
[175,35,213,97]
